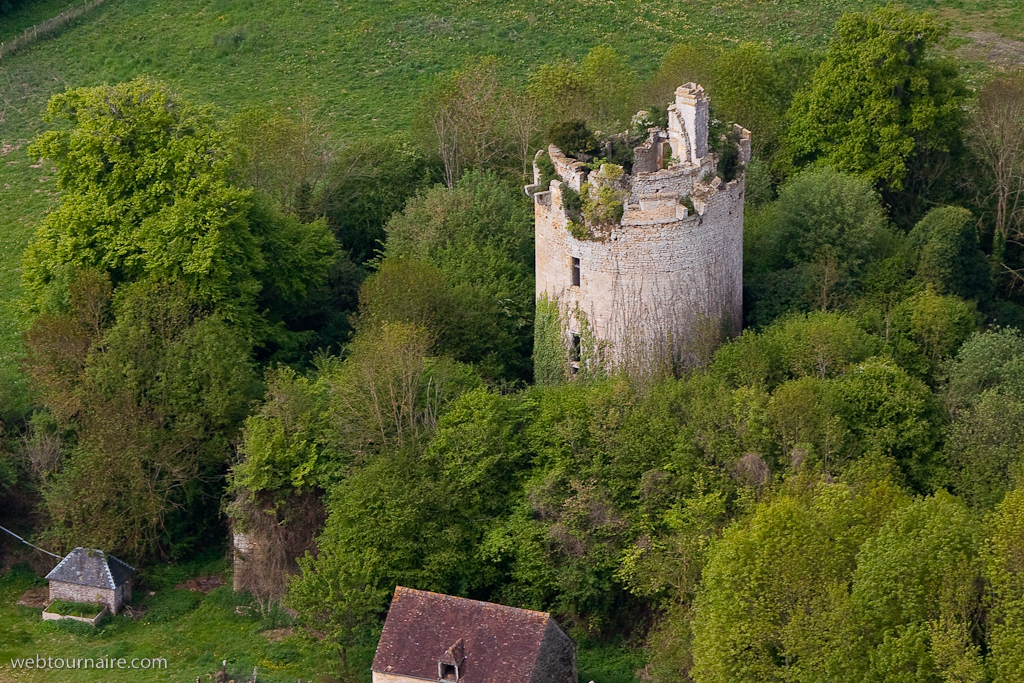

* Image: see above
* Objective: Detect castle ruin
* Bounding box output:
[527,83,751,375]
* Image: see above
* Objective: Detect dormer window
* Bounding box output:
[438,638,465,683]
[572,257,581,287]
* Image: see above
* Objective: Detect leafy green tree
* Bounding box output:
[885,286,979,380]
[942,329,1024,509]
[228,99,338,219]
[22,76,337,340]
[358,258,455,340]
[24,275,260,560]
[647,40,714,107]
[984,486,1024,682]
[786,5,968,223]
[705,42,808,165]
[628,485,728,683]
[649,41,815,166]
[287,446,436,668]
[906,207,991,301]
[318,135,432,264]
[576,45,639,129]
[849,491,984,683]
[690,475,908,683]
[944,327,1024,410]
[944,391,1024,510]
[745,167,895,324]
[230,368,328,498]
[712,311,879,390]
[831,357,941,490]
[529,46,640,133]
[768,375,850,474]
[369,172,535,381]
[288,386,528,664]
[230,320,479,606]
[478,377,732,635]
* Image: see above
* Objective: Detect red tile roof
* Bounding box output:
[372,587,557,683]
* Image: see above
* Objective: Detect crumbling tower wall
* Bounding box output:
[527,83,751,373]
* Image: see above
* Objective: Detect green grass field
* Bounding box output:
[0,0,1021,411]
[0,555,642,683]
[0,558,347,682]
[0,0,86,43]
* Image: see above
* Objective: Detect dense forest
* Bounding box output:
[2,2,1024,681]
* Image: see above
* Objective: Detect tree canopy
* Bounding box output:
[786,5,967,217]
[22,76,338,340]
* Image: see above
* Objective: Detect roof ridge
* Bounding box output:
[394,586,550,618]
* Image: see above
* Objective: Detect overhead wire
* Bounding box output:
[0,523,61,559]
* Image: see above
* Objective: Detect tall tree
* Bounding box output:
[984,486,1024,682]
[24,275,260,560]
[967,70,1024,279]
[690,475,908,683]
[22,76,337,339]
[786,5,968,225]
[744,167,896,323]
[416,58,536,187]
[366,172,535,382]
[529,45,640,136]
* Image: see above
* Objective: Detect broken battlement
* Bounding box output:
[526,83,752,234]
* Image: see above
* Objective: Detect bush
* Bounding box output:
[547,120,596,156]
[47,600,104,617]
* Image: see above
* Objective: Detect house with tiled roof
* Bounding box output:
[45,547,134,615]
[372,587,576,683]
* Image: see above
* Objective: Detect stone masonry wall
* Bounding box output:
[372,672,421,683]
[49,581,119,614]
[531,83,749,370]
[232,531,254,592]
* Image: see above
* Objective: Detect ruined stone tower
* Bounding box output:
[527,83,750,375]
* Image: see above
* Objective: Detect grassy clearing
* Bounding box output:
[0,1,1020,404]
[0,557,347,682]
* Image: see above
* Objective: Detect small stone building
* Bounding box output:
[372,587,576,683]
[45,547,134,615]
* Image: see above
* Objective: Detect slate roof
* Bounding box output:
[45,548,134,590]
[372,587,563,683]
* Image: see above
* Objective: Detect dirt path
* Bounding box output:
[955,30,1024,68]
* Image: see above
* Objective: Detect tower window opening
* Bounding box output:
[572,257,581,287]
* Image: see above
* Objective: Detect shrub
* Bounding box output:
[547,120,596,156]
